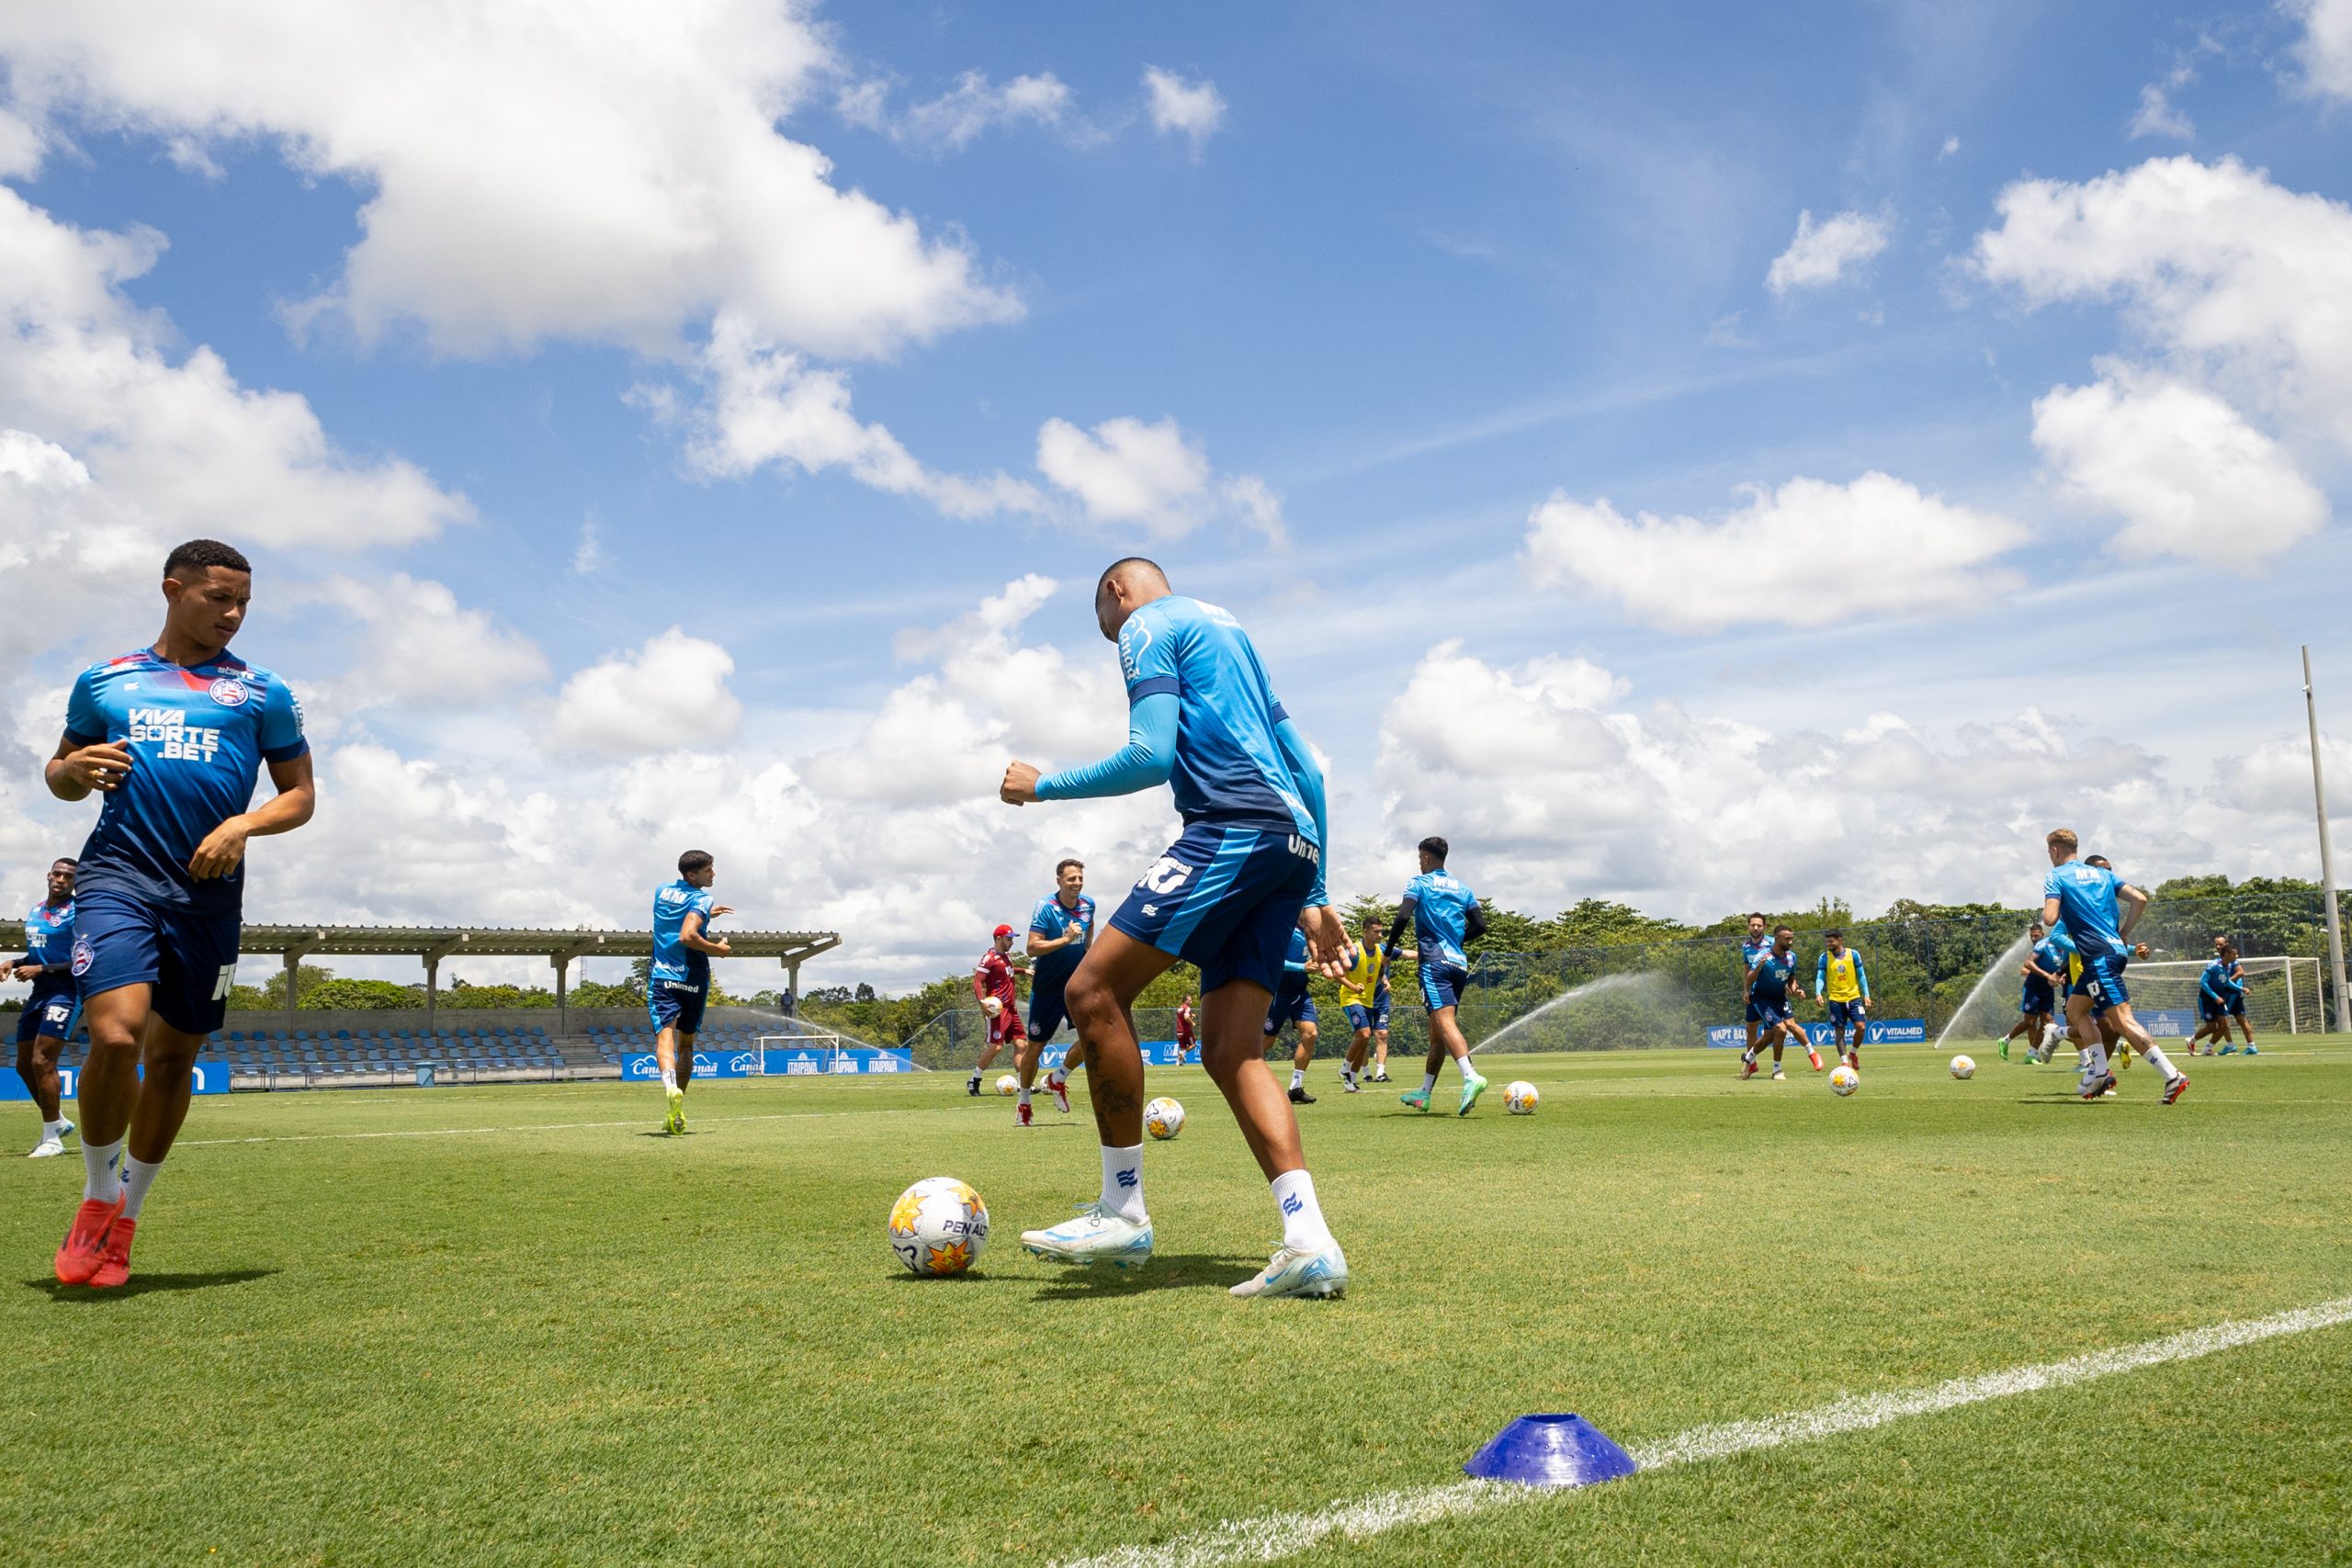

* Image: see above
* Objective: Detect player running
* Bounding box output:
[969,925,1037,1124]
[1264,926,1322,1103]
[1815,930,1869,1071]
[13,858,81,1157]
[1388,837,1488,1116]
[1338,914,1398,1092]
[999,558,1351,1299]
[649,851,730,1135]
[50,540,314,1289]
[1737,913,1770,1063]
[2212,939,2259,1055]
[2042,831,2188,1104]
[1739,924,1807,1079]
[1025,858,1095,1112]
[1999,921,2065,1062]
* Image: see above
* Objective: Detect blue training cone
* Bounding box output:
[1464,1414,1638,1487]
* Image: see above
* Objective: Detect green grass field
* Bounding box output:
[5,1041,2350,1566]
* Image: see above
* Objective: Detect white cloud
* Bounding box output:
[1142,67,1226,154]
[862,70,1076,151]
[317,574,549,706]
[2032,372,2328,563]
[1939,135,1961,159]
[2288,0,2352,101]
[548,628,741,756]
[1521,473,2027,632]
[0,0,1017,359]
[571,513,610,575]
[1034,414,1283,538]
[1766,209,1890,294]
[2129,82,2196,140]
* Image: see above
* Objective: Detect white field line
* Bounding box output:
[1059,1294,2352,1568]
[172,1108,907,1148]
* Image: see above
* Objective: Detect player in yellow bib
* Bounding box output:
[1338,915,1404,1091]
[1813,931,1870,1070]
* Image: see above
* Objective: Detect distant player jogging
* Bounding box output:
[1388,837,1488,1116]
[49,540,315,1289]
[649,851,731,1135]
[1999,920,2064,1063]
[1173,993,1196,1064]
[1263,926,1322,1104]
[1739,925,1807,1079]
[1338,914,1397,1091]
[1815,930,1869,1071]
[13,858,81,1158]
[2190,940,2258,1056]
[998,558,1351,1299]
[1738,913,1771,1060]
[968,925,1036,1124]
[2041,830,2187,1105]
[1026,859,1094,1113]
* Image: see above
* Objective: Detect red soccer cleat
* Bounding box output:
[1738,1058,1759,1080]
[2080,1072,2118,1101]
[86,1216,137,1289]
[54,1194,126,1286]
[1806,1047,1823,1072]
[1046,1073,1070,1114]
[2162,1073,2190,1106]
[1016,1101,1034,1128]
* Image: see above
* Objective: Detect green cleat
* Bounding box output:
[1458,1071,1488,1116]
[665,1088,685,1135]
[1399,1089,1430,1112]
[1997,1040,2010,1061]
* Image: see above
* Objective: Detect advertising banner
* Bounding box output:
[622,1047,917,1080]
[1,1058,232,1101]
[1703,1019,1926,1049]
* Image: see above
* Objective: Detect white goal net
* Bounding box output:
[2116,956,2324,1037]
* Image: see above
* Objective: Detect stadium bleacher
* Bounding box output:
[205,1022,571,1084]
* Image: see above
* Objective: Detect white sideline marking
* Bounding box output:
[174,1109,877,1148]
[1059,1294,2352,1568]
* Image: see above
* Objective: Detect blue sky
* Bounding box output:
[3,1,2349,991]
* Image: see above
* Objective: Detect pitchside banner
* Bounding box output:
[2136,1009,2198,1039]
[1703,1020,1927,1049]
[623,1047,916,1079]
[1,1059,232,1101]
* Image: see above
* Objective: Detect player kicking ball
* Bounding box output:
[999,558,1351,1299]
[14,857,81,1157]
[50,540,315,1289]
[2042,831,2187,1105]
[1388,837,1487,1115]
[649,851,730,1134]
[1739,925,1806,1079]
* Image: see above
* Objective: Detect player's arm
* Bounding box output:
[2116,882,2150,940]
[1004,692,1178,805]
[1855,952,1870,1002]
[970,964,989,1005]
[2040,894,2063,930]
[46,732,134,801]
[679,909,731,958]
[189,753,316,880]
[1815,952,1827,998]
[2199,966,2223,1003]
[1384,898,1418,962]
[1744,962,1760,1001]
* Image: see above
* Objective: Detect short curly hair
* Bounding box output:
[164,539,253,578]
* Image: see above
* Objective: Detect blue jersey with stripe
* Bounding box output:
[21,899,74,977]
[650,879,718,986]
[1283,926,1309,973]
[2030,936,2066,982]
[1740,935,1770,975]
[2043,862,2127,959]
[1027,892,1095,991]
[2199,959,2242,1002]
[1749,948,1798,1005]
[62,649,308,915]
[1405,871,1477,969]
[1116,596,1317,840]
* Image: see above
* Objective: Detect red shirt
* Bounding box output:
[1174,1004,1195,1046]
[975,948,1019,1008]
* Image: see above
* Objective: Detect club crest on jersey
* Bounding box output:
[71,936,93,977]
[208,676,252,707]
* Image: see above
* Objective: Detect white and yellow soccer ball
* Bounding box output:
[981,996,1002,1018]
[888,1177,990,1277]
[1830,1064,1860,1097]
[1950,1054,1976,1080]
[995,1073,1018,1096]
[1504,1080,1539,1114]
[1144,1096,1186,1140]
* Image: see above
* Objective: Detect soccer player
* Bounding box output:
[1338,914,1398,1092]
[1263,926,1322,1103]
[2042,830,2188,1104]
[49,540,314,1289]
[1173,993,1196,1065]
[1739,924,1807,1079]
[1737,912,1771,1064]
[1387,837,1488,1116]
[13,858,81,1157]
[998,558,1351,1299]
[649,851,731,1135]
[2214,939,2259,1055]
[1026,858,1095,1114]
[968,925,1035,1124]
[1815,930,1869,1071]
[2189,948,2233,1056]
[1999,920,2064,1062]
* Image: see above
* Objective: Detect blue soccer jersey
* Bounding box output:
[1284,926,1310,972]
[1740,935,1771,976]
[2030,935,2067,981]
[2199,959,2233,1006]
[2043,862,2128,959]
[21,898,75,975]
[1404,870,1478,969]
[1749,949,1798,1005]
[650,879,718,986]
[62,649,308,916]
[1027,892,1095,992]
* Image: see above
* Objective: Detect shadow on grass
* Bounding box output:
[26,1267,277,1302]
[1024,1253,1265,1300]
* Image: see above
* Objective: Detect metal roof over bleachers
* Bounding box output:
[0,919,838,966]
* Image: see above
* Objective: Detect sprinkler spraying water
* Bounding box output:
[1471,972,1668,1055]
[1932,927,2039,1052]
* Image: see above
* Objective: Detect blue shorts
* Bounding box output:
[2020,981,2054,1015]
[1263,973,1318,1035]
[2071,952,2130,1012]
[647,978,708,1035]
[1751,998,1792,1028]
[1110,821,1317,996]
[1744,999,1764,1024]
[2198,998,2225,1021]
[1343,991,1392,1032]
[1827,998,1867,1031]
[1028,987,1069,1043]
[71,887,241,1036]
[1420,962,1469,1012]
[2225,996,2246,1018]
[16,987,80,1046]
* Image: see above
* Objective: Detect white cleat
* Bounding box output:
[1020,1203,1155,1269]
[28,1134,64,1159]
[1230,1241,1349,1300]
[1045,1073,1071,1114]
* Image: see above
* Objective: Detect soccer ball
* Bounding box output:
[995,1073,1018,1096]
[1950,1055,1976,1080]
[1144,1096,1186,1140]
[888,1176,990,1277]
[1504,1080,1539,1114]
[981,996,1002,1018]
[1830,1065,1860,1097]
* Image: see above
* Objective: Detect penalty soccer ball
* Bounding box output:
[1950,1055,1976,1080]
[888,1176,990,1277]
[981,996,1002,1018]
[1504,1080,1539,1114]
[1144,1096,1186,1140]
[995,1073,1018,1096]
[1830,1065,1860,1097]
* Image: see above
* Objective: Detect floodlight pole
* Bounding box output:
[2303,648,2351,1033]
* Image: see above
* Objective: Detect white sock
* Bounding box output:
[42,1118,65,1138]
[1420,1073,1438,1094]
[1018,1086,1032,1108]
[2086,1042,2109,1077]
[1271,1168,1335,1254]
[1457,1054,1480,1080]
[83,1138,124,1203]
[121,1155,164,1220]
[1100,1144,1146,1222]
[1046,1066,1066,1086]
[967,1066,982,1084]
[1290,1067,1306,1090]
[660,1069,677,1093]
[2140,1042,2178,1079]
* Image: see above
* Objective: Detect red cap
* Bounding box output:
[993,923,1015,939]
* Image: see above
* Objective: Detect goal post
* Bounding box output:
[2114,956,2324,1036]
